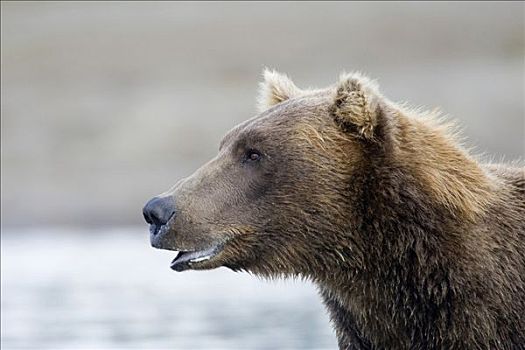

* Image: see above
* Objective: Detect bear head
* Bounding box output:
[143,69,395,278]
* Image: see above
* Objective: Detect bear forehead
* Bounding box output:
[220,92,333,149]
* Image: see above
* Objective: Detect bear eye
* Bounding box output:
[245,149,262,163]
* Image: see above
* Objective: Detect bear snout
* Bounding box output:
[143,196,177,248]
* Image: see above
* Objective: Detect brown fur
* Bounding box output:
[146,70,525,349]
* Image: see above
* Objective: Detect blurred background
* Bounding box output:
[1,2,523,349]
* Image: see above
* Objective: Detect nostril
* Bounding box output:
[143,209,152,225]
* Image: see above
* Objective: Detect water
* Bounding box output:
[1,228,337,349]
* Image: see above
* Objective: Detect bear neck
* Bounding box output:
[316,112,497,348]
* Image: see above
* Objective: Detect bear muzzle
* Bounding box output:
[143,195,226,272]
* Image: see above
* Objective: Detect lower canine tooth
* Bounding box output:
[190,255,212,263]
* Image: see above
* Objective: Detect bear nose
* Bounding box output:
[142,196,176,228]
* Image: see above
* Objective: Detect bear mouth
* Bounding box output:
[170,244,223,272]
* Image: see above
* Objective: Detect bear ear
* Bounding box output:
[331,73,384,140]
[257,69,302,113]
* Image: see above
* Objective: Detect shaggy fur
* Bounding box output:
[146,70,525,349]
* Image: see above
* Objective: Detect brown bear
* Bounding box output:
[143,70,525,349]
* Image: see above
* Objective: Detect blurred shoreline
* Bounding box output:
[2,2,523,228]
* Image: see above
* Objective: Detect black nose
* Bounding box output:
[142,196,176,228]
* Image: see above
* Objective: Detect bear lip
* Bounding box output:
[170,244,222,272]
